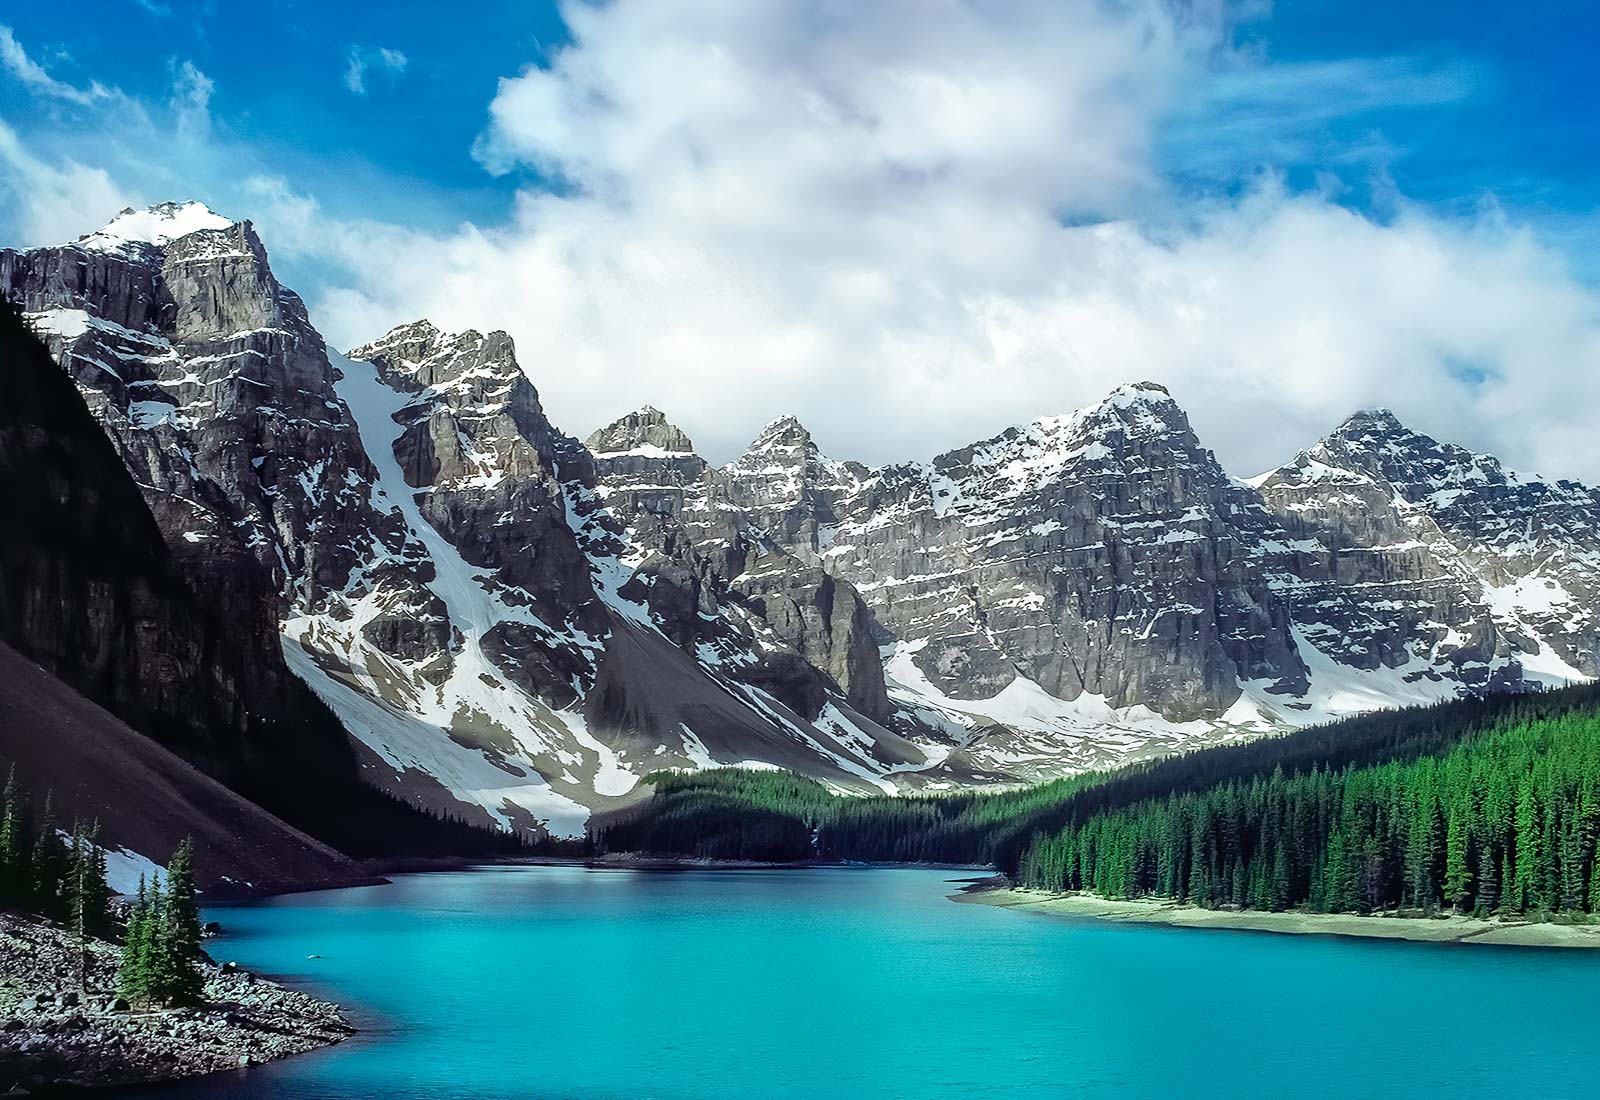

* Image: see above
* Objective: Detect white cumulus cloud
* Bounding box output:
[275,0,1600,482]
[0,120,131,245]
[3,4,1599,486]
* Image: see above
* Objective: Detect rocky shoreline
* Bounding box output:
[956,883,1600,948]
[1,912,353,1094]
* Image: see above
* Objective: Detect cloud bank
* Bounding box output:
[3,4,1599,483]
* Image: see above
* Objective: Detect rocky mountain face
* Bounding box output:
[0,295,241,757]
[585,388,1597,781]
[629,387,1312,777]
[585,407,891,724]
[0,299,469,859]
[1256,409,1598,685]
[820,384,1310,717]
[0,205,386,719]
[7,202,1596,835]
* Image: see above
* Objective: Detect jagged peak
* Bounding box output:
[74,200,234,255]
[1333,406,1408,435]
[752,413,809,441]
[347,319,441,365]
[900,381,1214,522]
[1261,406,1543,500]
[1107,380,1174,403]
[1256,408,1425,490]
[375,317,444,343]
[586,406,698,458]
[1018,380,1190,451]
[1092,380,1183,421]
[725,414,868,492]
[350,320,516,373]
[1319,408,1453,462]
[734,414,819,463]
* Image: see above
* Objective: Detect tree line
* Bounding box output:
[1018,710,1600,917]
[2,765,205,1004]
[595,683,1600,891]
[592,767,1104,865]
[2,766,111,937]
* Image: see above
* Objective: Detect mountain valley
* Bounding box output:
[4,201,1596,842]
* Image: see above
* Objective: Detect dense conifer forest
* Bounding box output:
[596,683,1600,921]
[1018,707,1600,916]
[594,767,1103,864]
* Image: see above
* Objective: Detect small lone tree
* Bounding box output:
[88,824,110,935]
[66,820,112,990]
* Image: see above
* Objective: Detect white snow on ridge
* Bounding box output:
[1486,574,1573,619]
[281,634,592,838]
[280,350,618,836]
[588,443,697,459]
[1240,624,1464,729]
[76,201,232,254]
[882,638,1271,778]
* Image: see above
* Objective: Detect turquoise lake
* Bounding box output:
[132,866,1600,1099]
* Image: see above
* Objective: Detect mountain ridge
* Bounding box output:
[5,202,1594,837]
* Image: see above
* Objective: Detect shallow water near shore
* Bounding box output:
[128,865,1600,1099]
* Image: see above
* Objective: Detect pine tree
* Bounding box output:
[30,791,65,916]
[1323,829,1355,913]
[1589,846,1600,915]
[119,875,150,1005]
[0,765,26,904]
[158,839,205,1006]
[1475,844,1500,917]
[67,822,90,990]
[1270,842,1292,912]
[86,822,110,936]
[65,819,112,992]
[1406,774,1441,909]
[1513,775,1542,913]
[1443,805,1472,912]
[1498,853,1518,915]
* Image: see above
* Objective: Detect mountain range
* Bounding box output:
[4,201,1596,838]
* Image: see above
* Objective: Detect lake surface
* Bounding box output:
[131,866,1600,1099]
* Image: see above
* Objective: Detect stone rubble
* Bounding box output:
[0,911,352,1092]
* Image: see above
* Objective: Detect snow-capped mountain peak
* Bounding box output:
[1072,378,1191,436]
[1256,406,1600,689]
[737,413,818,462]
[7,206,1598,838]
[349,319,518,381]
[75,200,233,255]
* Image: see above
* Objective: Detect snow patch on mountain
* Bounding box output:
[883,639,1271,778]
[76,201,232,255]
[102,845,165,898]
[279,350,623,834]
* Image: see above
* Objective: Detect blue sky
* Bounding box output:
[6,0,1594,254]
[1197,0,1598,239]
[1,0,569,232]
[2,1,1598,477]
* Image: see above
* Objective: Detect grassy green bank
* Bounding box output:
[957,886,1600,948]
